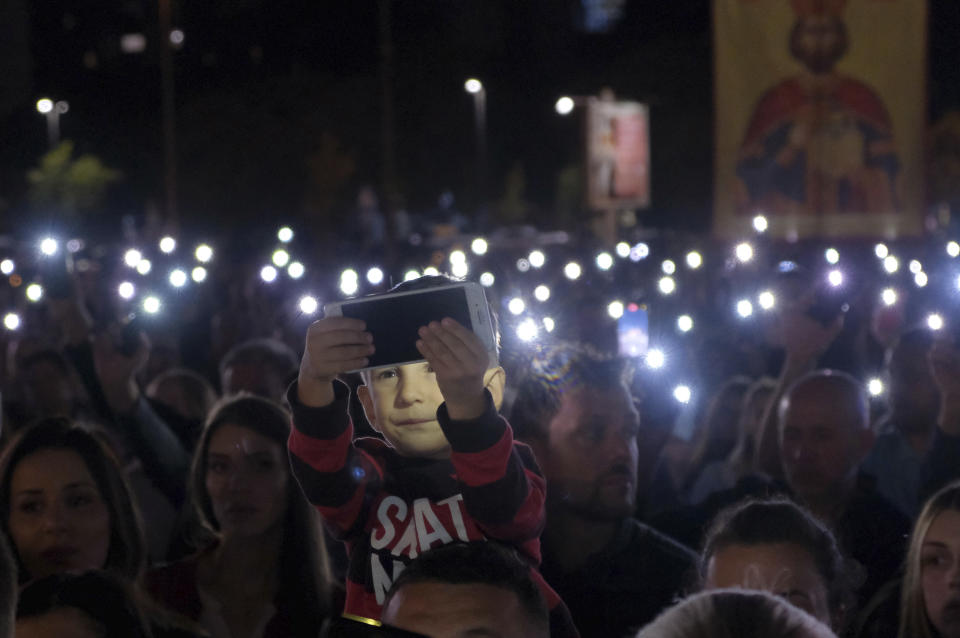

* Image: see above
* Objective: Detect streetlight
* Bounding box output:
[464,78,486,204]
[36,97,69,148]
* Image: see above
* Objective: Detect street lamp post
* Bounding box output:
[464,78,487,206]
[36,98,69,149]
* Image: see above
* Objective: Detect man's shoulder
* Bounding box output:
[621,518,698,568]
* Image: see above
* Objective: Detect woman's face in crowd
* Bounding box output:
[7,448,111,579]
[16,607,105,638]
[921,509,960,638]
[704,542,832,626]
[205,424,288,538]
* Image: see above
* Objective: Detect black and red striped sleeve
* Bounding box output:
[287,380,382,539]
[438,390,547,545]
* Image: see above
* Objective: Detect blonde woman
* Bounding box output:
[899,481,960,638]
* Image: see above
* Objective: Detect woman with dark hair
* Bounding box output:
[16,571,151,638]
[0,417,201,637]
[0,417,145,583]
[148,393,336,638]
[899,480,960,638]
[699,498,851,632]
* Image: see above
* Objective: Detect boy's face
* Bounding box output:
[358,362,451,459]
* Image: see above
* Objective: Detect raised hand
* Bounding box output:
[298,317,374,407]
[416,318,490,420]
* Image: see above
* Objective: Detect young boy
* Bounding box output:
[287,278,577,637]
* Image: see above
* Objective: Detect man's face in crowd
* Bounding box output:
[779,379,871,501]
[535,384,640,520]
[382,582,546,638]
[888,340,939,432]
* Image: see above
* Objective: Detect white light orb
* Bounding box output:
[758,290,776,310]
[825,248,840,264]
[142,296,161,314]
[909,260,923,274]
[868,378,884,397]
[828,270,843,287]
[277,227,294,243]
[480,272,496,287]
[883,255,899,274]
[471,238,488,255]
[875,243,889,259]
[366,267,384,285]
[915,272,928,288]
[404,269,420,282]
[272,249,290,267]
[673,385,692,404]
[616,242,631,258]
[542,317,555,332]
[630,243,650,261]
[595,252,614,271]
[299,296,319,315]
[736,299,754,318]
[118,281,135,299]
[534,285,550,302]
[3,313,20,331]
[516,259,531,272]
[735,242,754,263]
[124,249,142,268]
[191,267,207,283]
[658,277,676,295]
[451,261,469,278]
[260,265,278,283]
[159,236,176,253]
[25,284,43,302]
[508,297,525,315]
[287,262,305,279]
[607,301,625,319]
[661,260,676,275]
[555,96,575,115]
[677,315,694,333]
[948,241,960,258]
[195,244,213,263]
[517,318,539,342]
[0,259,13,275]
[646,348,665,370]
[449,250,467,265]
[340,277,359,296]
[529,250,546,268]
[564,262,582,280]
[752,215,768,233]
[686,251,703,269]
[136,259,152,275]
[928,313,945,331]
[464,78,483,94]
[881,288,897,306]
[36,98,53,114]
[168,269,188,288]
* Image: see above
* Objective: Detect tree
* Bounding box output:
[26,141,121,219]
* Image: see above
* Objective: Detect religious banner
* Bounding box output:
[713,0,927,239]
[586,98,651,211]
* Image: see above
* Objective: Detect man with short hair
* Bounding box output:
[220,337,299,399]
[381,542,549,638]
[509,344,696,638]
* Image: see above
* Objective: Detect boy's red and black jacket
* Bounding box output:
[286,380,579,638]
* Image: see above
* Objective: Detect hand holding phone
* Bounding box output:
[416,318,491,420]
[299,317,375,402]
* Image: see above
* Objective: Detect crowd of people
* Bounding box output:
[0,232,959,638]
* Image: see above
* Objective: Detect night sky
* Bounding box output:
[1,1,958,235]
